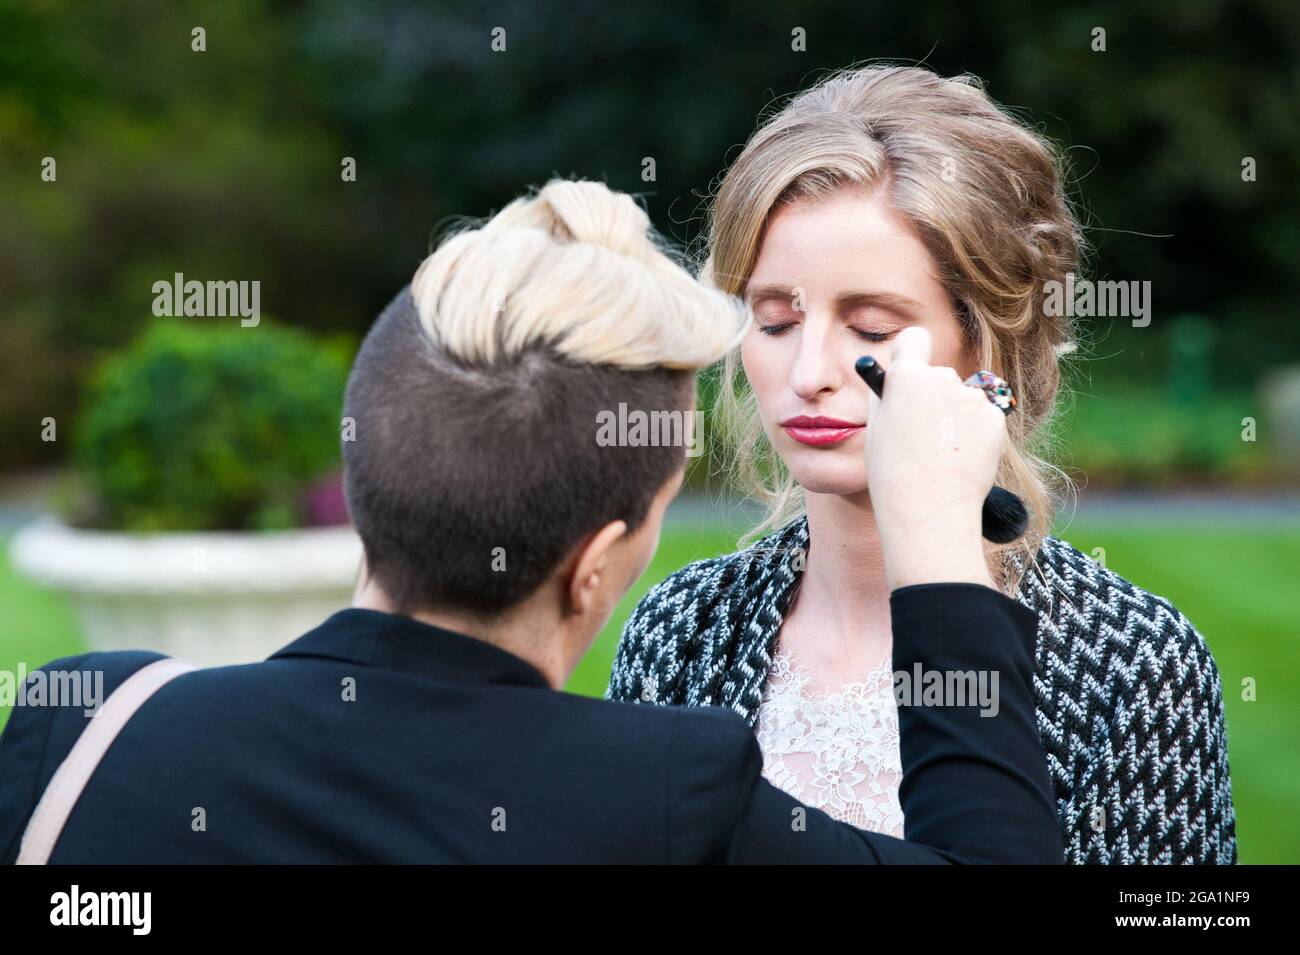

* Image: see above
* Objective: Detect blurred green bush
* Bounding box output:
[1052,386,1271,484]
[74,323,350,531]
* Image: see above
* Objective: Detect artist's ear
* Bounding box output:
[566,520,628,617]
[352,554,370,602]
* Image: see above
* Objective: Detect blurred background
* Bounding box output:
[1,0,1297,860]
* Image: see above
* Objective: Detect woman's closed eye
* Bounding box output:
[756,321,896,343]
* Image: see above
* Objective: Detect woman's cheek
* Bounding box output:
[741,337,783,430]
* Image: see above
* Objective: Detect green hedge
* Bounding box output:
[74,322,350,531]
[1051,386,1271,484]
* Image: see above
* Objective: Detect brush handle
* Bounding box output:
[854,356,1028,544]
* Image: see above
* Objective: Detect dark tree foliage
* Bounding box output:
[1,0,1297,470]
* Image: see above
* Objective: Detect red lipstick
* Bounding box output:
[780,415,865,447]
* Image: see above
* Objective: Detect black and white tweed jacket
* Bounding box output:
[606,514,1237,864]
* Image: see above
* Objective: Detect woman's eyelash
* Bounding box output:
[755,323,895,342]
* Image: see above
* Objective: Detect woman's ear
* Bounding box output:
[565,519,628,617]
[957,328,983,380]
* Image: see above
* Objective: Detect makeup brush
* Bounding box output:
[854,355,1029,544]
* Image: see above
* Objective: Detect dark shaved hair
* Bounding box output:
[341,288,692,618]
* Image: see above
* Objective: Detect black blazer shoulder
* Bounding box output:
[0,650,165,863]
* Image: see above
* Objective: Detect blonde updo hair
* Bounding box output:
[345,179,750,616]
[413,178,748,370]
[704,65,1082,587]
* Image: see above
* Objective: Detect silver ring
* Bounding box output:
[964,370,1016,415]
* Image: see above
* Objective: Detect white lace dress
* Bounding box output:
[755,645,905,837]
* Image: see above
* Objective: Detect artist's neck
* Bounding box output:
[351,576,574,690]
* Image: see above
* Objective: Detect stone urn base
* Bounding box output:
[10,519,363,668]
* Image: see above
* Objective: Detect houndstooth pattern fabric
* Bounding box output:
[606,514,1237,864]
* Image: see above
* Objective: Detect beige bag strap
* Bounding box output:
[16,657,198,865]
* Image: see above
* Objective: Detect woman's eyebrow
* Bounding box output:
[744,283,796,305]
[836,290,924,315]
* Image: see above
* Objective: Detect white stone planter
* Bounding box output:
[10,519,363,668]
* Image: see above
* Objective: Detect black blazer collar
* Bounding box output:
[270,608,550,689]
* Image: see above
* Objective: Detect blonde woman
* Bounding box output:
[607,66,1236,864]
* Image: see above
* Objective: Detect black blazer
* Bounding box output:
[0,583,1063,863]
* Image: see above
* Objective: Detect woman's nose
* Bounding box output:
[789,314,845,399]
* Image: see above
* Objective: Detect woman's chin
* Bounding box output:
[784,459,871,498]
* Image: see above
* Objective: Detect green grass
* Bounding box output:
[3,520,1295,863]
[0,535,86,734]
[565,519,742,698]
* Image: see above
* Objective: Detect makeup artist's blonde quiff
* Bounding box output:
[411,179,749,371]
[704,66,1083,589]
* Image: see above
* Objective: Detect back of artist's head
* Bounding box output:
[342,179,747,642]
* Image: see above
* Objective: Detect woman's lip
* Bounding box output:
[782,424,864,446]
[781,416,861,428]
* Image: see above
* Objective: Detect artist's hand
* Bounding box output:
[864,327,1006,591]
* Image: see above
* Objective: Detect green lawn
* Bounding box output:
[3,519,1295,863]
[0,535,86,734]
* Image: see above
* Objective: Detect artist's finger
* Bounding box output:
[889,326,932,371]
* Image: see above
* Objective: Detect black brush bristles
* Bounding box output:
[982,485,1029,543]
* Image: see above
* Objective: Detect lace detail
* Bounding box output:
[755,646,904,837]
